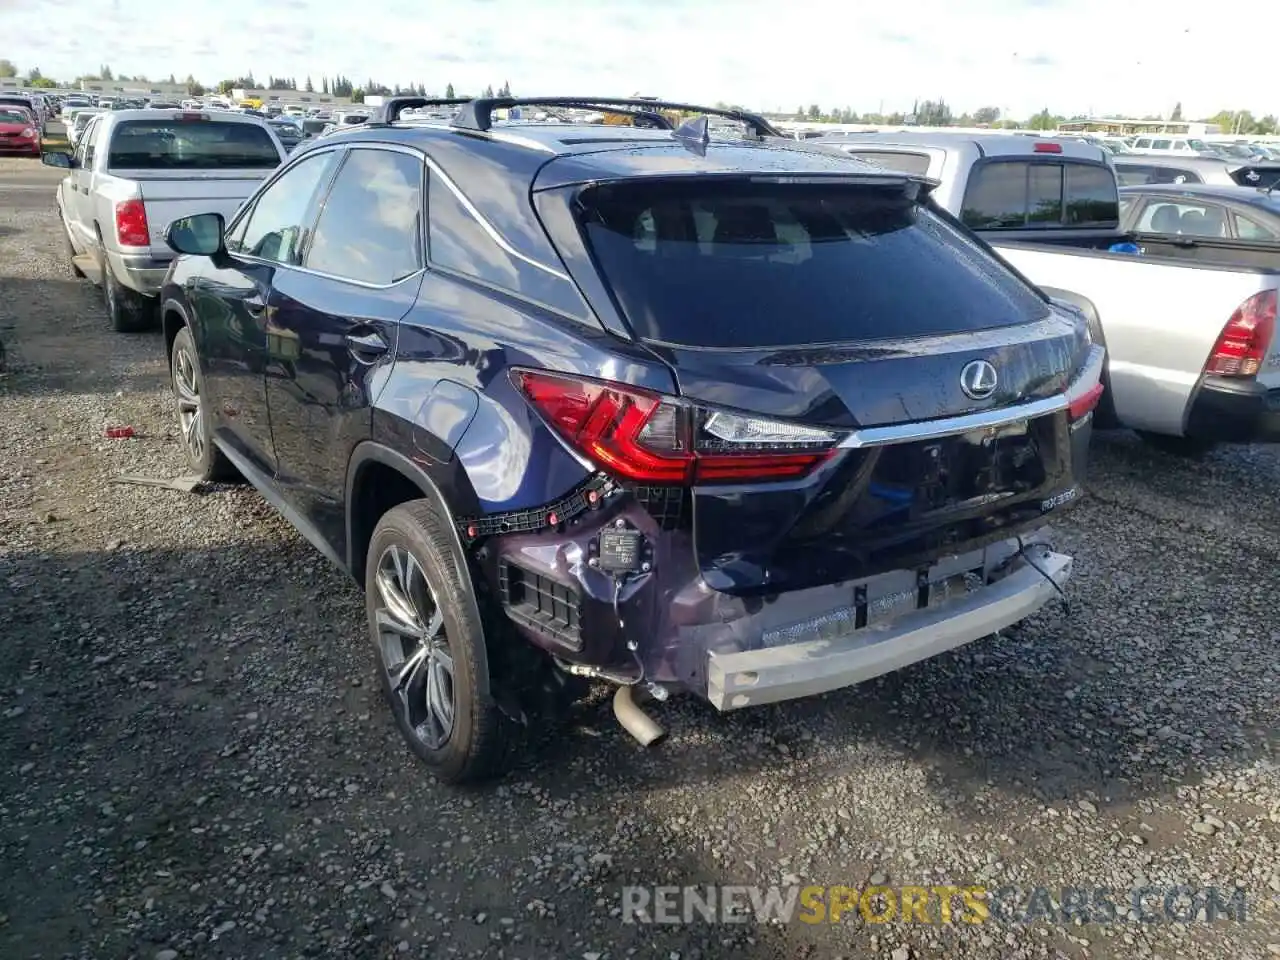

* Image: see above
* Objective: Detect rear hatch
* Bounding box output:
[564,175,1096,595]
[106,114,282,257]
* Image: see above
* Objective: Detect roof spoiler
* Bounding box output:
[449,96,784,139]
[371,97,472,124]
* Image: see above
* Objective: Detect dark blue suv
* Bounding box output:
[160,97,1105,782]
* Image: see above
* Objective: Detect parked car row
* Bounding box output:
[34,95,1277,784]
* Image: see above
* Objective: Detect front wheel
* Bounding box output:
[1136,430,1218,458]
[366,501,512,783]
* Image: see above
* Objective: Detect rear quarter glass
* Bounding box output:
[577,178,1048,349]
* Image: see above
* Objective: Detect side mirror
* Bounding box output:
[165,212,226,257]
[41,150,73,169]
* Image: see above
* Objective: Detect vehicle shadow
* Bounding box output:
[0,537,802,958]
[0,276,168,399]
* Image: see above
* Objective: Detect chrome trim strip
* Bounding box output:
[839,394,1069,449]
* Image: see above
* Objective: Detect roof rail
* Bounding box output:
[371,96,471,124]
[450,97,783,139]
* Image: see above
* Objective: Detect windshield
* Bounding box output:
[73,113,97,130]
[1187,139,1208,151]
[107,119,282,170]
[577,178,1047,348]
[0,109,29,124]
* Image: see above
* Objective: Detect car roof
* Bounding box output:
[1119,182,1280,205]
[318,119,902,186]
[103,108,269,123]
[1112,154,1236,170]
[807,130,1109,162]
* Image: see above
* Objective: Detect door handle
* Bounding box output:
[346,330,388,362]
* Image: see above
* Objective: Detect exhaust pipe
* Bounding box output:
[613,684,666,746]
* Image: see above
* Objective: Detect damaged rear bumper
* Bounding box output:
[706,548,1071,711]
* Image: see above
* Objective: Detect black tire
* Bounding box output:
[1136,430,1218,458]
[365,500,511,783]
[169,326,238,482]
[101,256,156,333]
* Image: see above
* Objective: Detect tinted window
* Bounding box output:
[577,179,1047,348]
[230,151,339,263]
[1229,166,1280,189]
[305,149,423,284]
[1235,212,1278,240]
[429,174,520,287]
[961,160,1118,229]
[845,149,932,176]
[1134,139,1151,149]
[1065,164,1118,224]
[1152,139,1171,149]
[107,119,281,170]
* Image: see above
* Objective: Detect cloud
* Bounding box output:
[1,0,1275,121]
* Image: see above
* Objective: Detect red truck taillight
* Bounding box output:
[1205,290,1276,378]
[114,199,150,247]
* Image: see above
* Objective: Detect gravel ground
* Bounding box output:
[2,157,1280,960]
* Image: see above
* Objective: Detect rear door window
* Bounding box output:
[304,148,424,284]
[961,160,1118,229]
[106,118,281,170]
[577,178,1048,348]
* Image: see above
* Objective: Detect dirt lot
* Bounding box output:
[2,158,1280,960]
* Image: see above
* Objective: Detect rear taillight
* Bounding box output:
[513,370,842,484]
[1205,290,1276,377]
[114,199,150,247]
[1064,344,1107,424]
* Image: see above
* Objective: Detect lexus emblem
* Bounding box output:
[960,359,998,400]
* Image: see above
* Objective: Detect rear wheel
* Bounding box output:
[366,500,512,784]
[101,257,156,333]
[1136,430,1217,458]
[170,326,237,482]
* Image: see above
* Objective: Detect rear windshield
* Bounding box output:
[107,119,280,170]
[1230,165,1280,189]
[578,179,1048,348]
[961,159,1119,230]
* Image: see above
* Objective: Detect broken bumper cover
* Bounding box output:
[705,549,1071,711]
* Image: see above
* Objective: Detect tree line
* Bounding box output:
[2,59,1277,132]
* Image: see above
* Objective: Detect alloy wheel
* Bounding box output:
[172,346,205,464]
[374,543,455,749]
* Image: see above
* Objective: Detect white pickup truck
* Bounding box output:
[43,108,285,331]
[812,132,1280,455]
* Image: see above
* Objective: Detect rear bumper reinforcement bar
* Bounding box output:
[706,549,1072,711]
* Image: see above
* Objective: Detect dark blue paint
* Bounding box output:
[162,116,1093,674]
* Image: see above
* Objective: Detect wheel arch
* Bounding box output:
[345,442,491,697]
[161,296,189,367]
